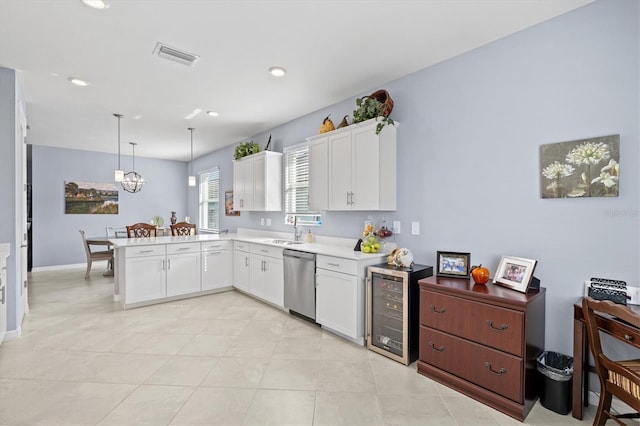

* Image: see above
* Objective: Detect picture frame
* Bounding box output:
[225,190,240,216]
[493,256,537,293]
[436,251,471,278]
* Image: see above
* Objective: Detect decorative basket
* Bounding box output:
[369,89,394,117]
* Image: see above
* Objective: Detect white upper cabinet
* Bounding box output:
[308,118,397,211]
[233,151,282,211]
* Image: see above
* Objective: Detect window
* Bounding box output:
[284,143,309,213]
[199,167,220,231]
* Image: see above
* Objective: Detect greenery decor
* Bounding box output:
[234,141,260,160]
[352,96,394,135]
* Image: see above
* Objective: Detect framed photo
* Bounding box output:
[225,190,240,216]
[493,256,537,293]
[436,251,471,278]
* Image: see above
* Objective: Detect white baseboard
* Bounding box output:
[31,263,86,272]
[3,327,21,342]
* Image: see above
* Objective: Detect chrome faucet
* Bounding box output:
[293,216,302,241]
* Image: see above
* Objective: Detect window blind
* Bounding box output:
[284,144,309,213]
[199,167,220,230]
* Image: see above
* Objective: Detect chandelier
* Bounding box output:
[122,142,145,193]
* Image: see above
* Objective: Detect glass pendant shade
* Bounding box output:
[188,175,196,186]
[114,169,124,182]
[122,142,145,193]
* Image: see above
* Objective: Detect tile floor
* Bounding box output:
[0,268,596,425]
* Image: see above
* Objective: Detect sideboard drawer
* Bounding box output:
[420,290,524,356]
[420,326,523,403]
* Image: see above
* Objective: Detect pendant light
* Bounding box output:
[122,142,145,193]
[188,127,196,186]
[113,113,124,182]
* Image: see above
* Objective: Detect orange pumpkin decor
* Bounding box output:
[470,264,490,285]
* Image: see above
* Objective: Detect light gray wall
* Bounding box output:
[31,146,190,267]
[189,0,639,356]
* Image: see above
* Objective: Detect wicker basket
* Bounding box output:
[369,89,394,116]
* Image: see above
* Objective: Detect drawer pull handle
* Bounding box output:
[260,249,269,253]
[328,262,340,267]
[485,362,506,375]
[428,341,446,352]
[486,320,508,332]
[430,304,446,314]
[138,250,154,254]
[624,334,633,342]
[177,247,191,251]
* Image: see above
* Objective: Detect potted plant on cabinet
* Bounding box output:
[352,89,395,135]
[234,141,260,160]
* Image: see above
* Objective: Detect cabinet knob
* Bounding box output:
[624,334,633,342]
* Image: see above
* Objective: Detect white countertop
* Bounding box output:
[110,229,393,262]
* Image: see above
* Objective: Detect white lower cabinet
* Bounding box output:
[249,243,284,307]
[0,261,7,347]
[202,241,233,291]
[125,247,167,305]
[233,242,251,293]
[166,243,201,297]
[315,256,359,340]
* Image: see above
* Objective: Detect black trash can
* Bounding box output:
[537,351,573,415]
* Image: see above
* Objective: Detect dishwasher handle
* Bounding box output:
[282,249,316,261]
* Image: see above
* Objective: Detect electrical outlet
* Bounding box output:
[260,218,265,226]
[392,221,401,234]
[266,218,272,226]
[628,286,640,305]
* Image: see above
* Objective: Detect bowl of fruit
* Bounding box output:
[361,233,381,254]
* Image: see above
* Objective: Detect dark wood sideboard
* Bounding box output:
[417,276,546,422]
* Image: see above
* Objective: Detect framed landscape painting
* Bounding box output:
[65,181,118,214]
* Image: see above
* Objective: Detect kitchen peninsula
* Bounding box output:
[110,229,389,344]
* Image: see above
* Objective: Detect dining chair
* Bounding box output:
[170,222,196,236]
[105,226,128,238]
[79,230,114,280]
[582,297,640,425]
[126,223,157,238]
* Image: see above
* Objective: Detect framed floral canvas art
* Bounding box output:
[540,135,619,198]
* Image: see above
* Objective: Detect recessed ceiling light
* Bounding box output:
[268,66,287,77]
[184,109,202,120]
[81,0,110,9]
[133,115,143,120]
[68,77,89,87]
[50,72,59,77]
[206,111,219,117]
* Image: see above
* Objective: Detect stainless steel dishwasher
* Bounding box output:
[283,249,316,320]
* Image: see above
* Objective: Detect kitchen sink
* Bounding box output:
[270,239,304,245]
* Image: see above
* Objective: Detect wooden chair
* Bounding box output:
[582,297,640,425]
[170,222,196,236]
[126,223,157,238]
[79,230,113,280]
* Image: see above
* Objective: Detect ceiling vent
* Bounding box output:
[153,42,200,66]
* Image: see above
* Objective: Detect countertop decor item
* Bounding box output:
[170,211,177,225]
[337,115,350,129]
[493,255,537,293]
[234,141,260,160]
[353,89,395,135]
[436,251,471,278]
[319,115,335,134]
[150,215,164,227]
[470,264,490,285]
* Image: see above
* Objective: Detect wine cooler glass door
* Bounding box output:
[370,271,408,360]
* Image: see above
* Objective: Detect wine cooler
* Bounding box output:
[366,263,433,365]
